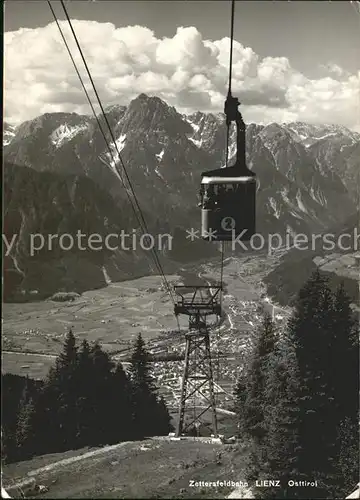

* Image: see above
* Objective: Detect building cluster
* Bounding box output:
[140,294,291,409]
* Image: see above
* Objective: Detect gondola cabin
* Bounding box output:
[200,165,256,242]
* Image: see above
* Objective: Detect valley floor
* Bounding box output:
[2,253,291,420]
[2,253,287,382]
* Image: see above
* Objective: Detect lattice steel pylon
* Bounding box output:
[174,285,222,438]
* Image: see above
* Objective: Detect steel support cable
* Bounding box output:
[216,241,225,385]
[47,5,135,321]
[51,0,175,306]
[48,3,180,344]
[220,0,236,295]
[228,0,236,97]
[47,1,118,177]
[47,1,130,319]
[225,0,236,167]
[58,0,175,304]
[47,10,169,323]
[59,0,173,301]
[194,340,197,436]
[216,0,236,395]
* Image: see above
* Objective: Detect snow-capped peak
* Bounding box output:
[3,123,16,146]
[50,123,89,148]
[286,122,360,148]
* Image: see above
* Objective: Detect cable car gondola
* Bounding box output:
[200,94,256,242]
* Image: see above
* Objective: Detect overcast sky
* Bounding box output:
[4,0,360,130]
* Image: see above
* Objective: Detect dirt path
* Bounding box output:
[3,350,57,359]
[10,441,132,487]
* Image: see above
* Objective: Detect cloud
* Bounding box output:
[4,21,360,131]
[320,62,348,79]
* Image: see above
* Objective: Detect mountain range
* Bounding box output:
[3,93,360,302]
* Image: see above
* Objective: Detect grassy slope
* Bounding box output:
[3,439,248,499]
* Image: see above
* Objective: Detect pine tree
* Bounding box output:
[107,362,134,443]
[57,329,78,369]
[287,273,333,475]
[243,313,277,441]
[1,426,8,465]
[89,341,116,445]
[76,339,95,447]
[151,395,173,436]
[2,374,41,463]
[130,333,155,392]
[130,333,156,437]
[129,333,171,437]
[38,329,80,452]
[15,383,36,461]
[253,339,302,498]
[329,284,359,496]
[255,271,358,499]
[233,370,247,438]
[281,272,338,497]
[338,417,359,494]
[237,313,278,494]
[58,329,80,449]
[331,284,358,422]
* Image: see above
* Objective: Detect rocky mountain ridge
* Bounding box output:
[3,94,359,301]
